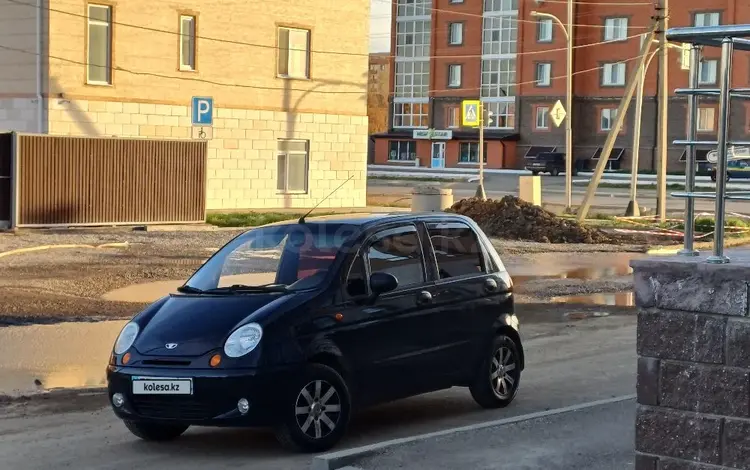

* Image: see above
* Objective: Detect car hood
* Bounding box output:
[133,292,296,357]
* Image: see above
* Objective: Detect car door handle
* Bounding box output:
[484,278,498,293]
[416,290,433,305]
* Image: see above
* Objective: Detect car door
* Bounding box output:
[418,220,505,380]
[327,223,440,405]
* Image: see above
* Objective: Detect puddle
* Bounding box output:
[551,292,635,307]
[508,253,641,284]
[0,321,126,396]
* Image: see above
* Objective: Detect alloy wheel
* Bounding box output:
[490,346,517,399]
[294,380,342,440]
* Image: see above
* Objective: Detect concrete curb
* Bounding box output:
[0,242,130,259]
[309,394,637,470]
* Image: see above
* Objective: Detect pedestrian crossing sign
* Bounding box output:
[462,100,481,127]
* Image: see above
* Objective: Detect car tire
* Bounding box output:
[274,363,351,453]
[710,174,716,182]
[469,334,522,409]
[123,420,189,441]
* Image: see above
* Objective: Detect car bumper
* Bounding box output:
[106,365,296,427]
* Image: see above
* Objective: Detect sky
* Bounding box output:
[370,0,391,53]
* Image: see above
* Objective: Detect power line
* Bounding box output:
[0,43,366,95]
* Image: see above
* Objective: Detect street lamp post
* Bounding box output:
[531,9,573,212]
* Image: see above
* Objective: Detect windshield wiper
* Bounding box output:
[204,284,289,294]
[177,285,204,294]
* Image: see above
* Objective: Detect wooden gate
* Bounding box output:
[0,133,12,228]
[15,135,207,227]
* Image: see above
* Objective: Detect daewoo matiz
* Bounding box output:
[106,213,524,452]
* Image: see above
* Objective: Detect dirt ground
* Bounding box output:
[0,227,646,327]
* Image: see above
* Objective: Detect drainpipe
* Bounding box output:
[35,0,43,133]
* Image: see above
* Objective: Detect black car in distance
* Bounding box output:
[106,213,524,453]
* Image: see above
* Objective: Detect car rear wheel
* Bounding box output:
[469,334,522,409]
[274,363,351,453]
[123,420,189,441]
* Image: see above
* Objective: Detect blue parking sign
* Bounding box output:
[191,97,213,126]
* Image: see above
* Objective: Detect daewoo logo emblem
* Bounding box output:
[165,343,178,350]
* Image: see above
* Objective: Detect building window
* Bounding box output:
[537,19,553,42]
[277,140,309,193]
[396,19,431,58]
[604,17,628,41]
[699,59,718,85]
[602,62,626,86]
[393,102,429,128]
[450,0,464,3]
[698,107,715,131]
[277,27,310,79]
[86,4,112,85]
[600,108,617,131]
[179,15,196,71]
[482,16,517,55]
[445,106,460,128]
[481,59,515,98]
[389,140,417,161]
[395,61,429,98]
[448,64,462,87]
[483,101,515,129]
[535,62,551,86]
[396,0,432,18]
[694,12,720,27]
[449,22,463,45]
[459,142,487,163]
[535,106,549,130]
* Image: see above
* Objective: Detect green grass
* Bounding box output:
[573,181,688,190]
[206,211,336,228]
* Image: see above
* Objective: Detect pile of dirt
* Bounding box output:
[447,196,616,244]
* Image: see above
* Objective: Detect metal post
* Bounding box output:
[564,0,574,212]
[707,38,734,264]
[475,102,487,199]
[656,0,669,222]
[679,45,701,256]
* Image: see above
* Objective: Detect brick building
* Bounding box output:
[0,0,369,211]
[371,0,750,173]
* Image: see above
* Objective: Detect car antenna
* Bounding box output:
[298,173,355,224]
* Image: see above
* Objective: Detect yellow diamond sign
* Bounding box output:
[550,100,566,127]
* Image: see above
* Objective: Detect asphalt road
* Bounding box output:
[368,173,750,215]
[0,315,636,470]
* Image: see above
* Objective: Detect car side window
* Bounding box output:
[366,227,425,289]
[427,222,486,279]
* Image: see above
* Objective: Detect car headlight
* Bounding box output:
[113,322,139,355]
[224,323,263,358]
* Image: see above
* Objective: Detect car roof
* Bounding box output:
[260,211,475,229]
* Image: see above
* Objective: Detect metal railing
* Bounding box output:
[667,24,750,263]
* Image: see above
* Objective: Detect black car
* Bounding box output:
[106,213,523,452]
[524,152,576,176]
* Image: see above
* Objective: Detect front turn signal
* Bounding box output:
[210,354,222,367]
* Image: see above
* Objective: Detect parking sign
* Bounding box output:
[191,97,213,126]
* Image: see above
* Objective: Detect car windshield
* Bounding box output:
[183,222,359,293]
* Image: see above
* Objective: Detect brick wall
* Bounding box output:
[632,256,750,469]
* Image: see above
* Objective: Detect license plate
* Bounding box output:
[132,377,193,395]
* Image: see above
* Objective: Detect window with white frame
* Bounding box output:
[536,62,551,86]
[449,22,463,45]
[87,4,112,85]
[277,27,310,79]
[604,17,628,41]
[698,107,715,131]
[694,12,720,27]
[396,20,431,58]
[699,59,718,85]
[484,0,518,13]
[394,61,429,98]
[600,108,617,131]
[484,101,515,129]
[446,106,460,128]
[277,140,309,193]
[450,0,464,3]
[481,59,515,98]
[448,64,462,87]
[396,0,432,18]
[482,16,517,55]
[393,102,429,128]
[179,15,196,71]
[537,19,553,42]
[459,142,487,163]
[389,140,417,161]
[535,107,549,129]
[602,62,626,86]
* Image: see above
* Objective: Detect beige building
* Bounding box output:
[0,0,369,210]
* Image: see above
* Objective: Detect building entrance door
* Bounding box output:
[431,142,446,169]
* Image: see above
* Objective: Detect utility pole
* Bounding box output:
[565,0,574,211]
[626,34,653,217]
[655,0,669,222]
[475,102,487,199]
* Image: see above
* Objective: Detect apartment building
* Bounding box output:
[372,0,750,172]
[0,0,369,211]
[368,52,390,136]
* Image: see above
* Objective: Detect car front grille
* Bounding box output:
[130,396,230,420]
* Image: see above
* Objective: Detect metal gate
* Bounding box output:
[0,133,12,228]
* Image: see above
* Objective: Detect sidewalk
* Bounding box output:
[316,397,636,470]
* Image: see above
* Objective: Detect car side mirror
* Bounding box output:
[369,272,398,298]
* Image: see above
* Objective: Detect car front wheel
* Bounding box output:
[274,363,351,453]
[123,420,189,441]
[469,334,522,409]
